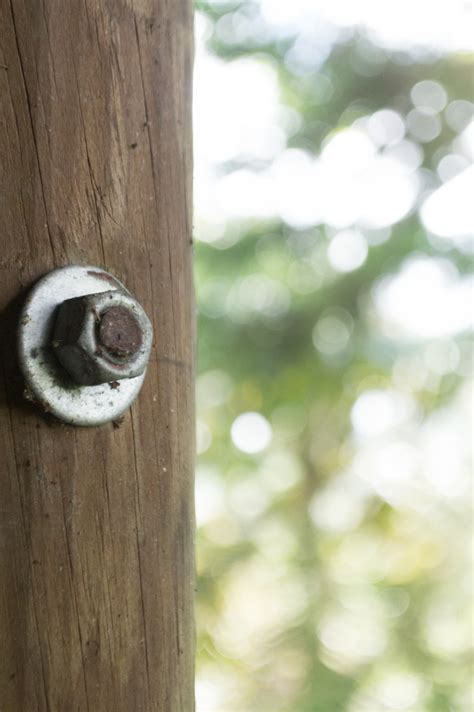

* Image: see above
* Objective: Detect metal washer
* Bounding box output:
[18,265,147,426]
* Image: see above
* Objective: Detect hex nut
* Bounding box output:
[53,290,153,386]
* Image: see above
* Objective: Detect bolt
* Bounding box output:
[52,290,153,386]
[98,307,143,359]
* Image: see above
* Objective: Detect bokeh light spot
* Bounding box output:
[231,412,273,454]
[328,229,368,272]
[411,79,448,112]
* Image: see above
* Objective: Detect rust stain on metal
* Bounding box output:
[86,270,120,287]
[98,307,143,359]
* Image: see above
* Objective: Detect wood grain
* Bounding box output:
[0,1,195,709]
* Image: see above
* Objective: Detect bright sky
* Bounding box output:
[259,0,474,52]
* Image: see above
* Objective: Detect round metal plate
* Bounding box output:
[18,265,147,426]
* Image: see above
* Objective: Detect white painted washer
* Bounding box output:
[18,265,147,426]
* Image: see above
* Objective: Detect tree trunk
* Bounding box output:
[0,1,195,710]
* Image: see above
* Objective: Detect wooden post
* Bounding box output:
[0,1,195,710]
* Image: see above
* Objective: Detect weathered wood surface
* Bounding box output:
[0,1,195,710]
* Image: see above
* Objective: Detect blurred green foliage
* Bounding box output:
[194,3,473,711]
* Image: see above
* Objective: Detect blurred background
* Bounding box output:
[193,1,474,711]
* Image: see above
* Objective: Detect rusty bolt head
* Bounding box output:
[99,306,143,358]
[52,290,153,386]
